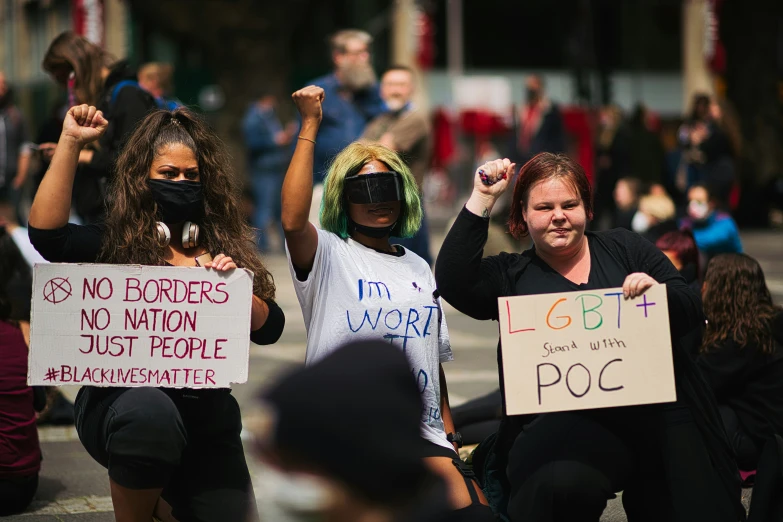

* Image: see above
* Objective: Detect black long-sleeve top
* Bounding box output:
[28,223,284,345]
[435,207,702,339]
[698,313,783,448]
[435,207,745,519]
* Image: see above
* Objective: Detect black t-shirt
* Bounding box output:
[519,234,628,296]
[27,222,284,345]
[433,207,746,520]
[434,207,702,341]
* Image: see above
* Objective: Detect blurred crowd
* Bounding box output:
[0,26,782,521]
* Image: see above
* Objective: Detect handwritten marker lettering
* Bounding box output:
[636,294,656,317]
[357,279,391,301]
[80,308,111,331]
[566,363,591,398]
[604,292,623,328]
[507,300,535,334]
[500,285,674,414]
[31,264,253,389]
[384,309,403,329]
[346,309,382,332]
[577,294,603,330]
[82,277,113,300]
[537,363,562,405]
[546,298,572,330]
[598,359,624,392]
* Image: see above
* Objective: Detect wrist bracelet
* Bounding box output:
[447,432,464,448]
[298,136,316,145]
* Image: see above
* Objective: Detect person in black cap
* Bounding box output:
[251,340,491,522]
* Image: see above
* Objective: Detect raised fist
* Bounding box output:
[473,158,516,200]
[61,104,108,146]
[292,86,324,123]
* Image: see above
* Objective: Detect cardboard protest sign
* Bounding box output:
[498,284,676,415]
[29,263,253,389]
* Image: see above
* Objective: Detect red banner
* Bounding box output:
[72,0,105,47]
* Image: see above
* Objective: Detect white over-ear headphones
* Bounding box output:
[182,221,199,249]
[156,221,199,248]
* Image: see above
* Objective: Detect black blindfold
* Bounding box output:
[344,172,402,204]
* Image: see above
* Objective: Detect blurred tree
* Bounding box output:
[720,0,783,226]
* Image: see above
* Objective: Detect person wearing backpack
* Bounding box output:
[42,31,159,223]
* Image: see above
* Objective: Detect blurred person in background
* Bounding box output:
[510,75,566,163]
[655,230,700,292]
[592,105,629,230]
[0,225,45,516]
[675,93,737,204]
[655,229,703,358]
[627,104,666,188]
[680,182,742,261]
[0,71,33,222]
[0,195,46,268]
[631,192,677,243]
[138,62,181,110]
[612,177,642,230]
[242,90,295,252]
[29,104,67,202]
[304,29,386,226]
[699,99,741,210]
[0,195,74,426]
[253,340,486,522]
[42,31,159,223]
[363,65,433,264]
[698,254,783,473]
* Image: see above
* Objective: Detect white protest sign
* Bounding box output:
[498,284,676,415]
[29,263,253,389]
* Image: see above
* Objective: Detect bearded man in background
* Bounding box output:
[302,29,386,226]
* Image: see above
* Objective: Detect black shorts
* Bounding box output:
[75,386,251,522]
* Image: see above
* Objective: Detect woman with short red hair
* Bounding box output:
[435,153,743,521]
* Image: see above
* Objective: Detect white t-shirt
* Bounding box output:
[287,228,454,452]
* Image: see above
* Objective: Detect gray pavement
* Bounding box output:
[9,225,782,521]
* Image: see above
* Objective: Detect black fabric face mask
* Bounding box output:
[148,179,204,224]
[344,172,402,204]
[348,218,397,239]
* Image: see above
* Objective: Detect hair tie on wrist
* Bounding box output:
[298,136,316,145]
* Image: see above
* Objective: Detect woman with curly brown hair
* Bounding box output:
[28,104,284,522]
[698,253,783,471]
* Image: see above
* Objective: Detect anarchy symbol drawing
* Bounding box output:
[43,277,73,304]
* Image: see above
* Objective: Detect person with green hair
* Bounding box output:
[281,85,494,520]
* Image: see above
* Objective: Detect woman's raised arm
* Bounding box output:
[29,105,107,230]
[281,86,324,272]
[435,160,516,320]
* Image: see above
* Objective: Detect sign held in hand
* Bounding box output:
[29,264,254,389]
[498,285,676,415]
